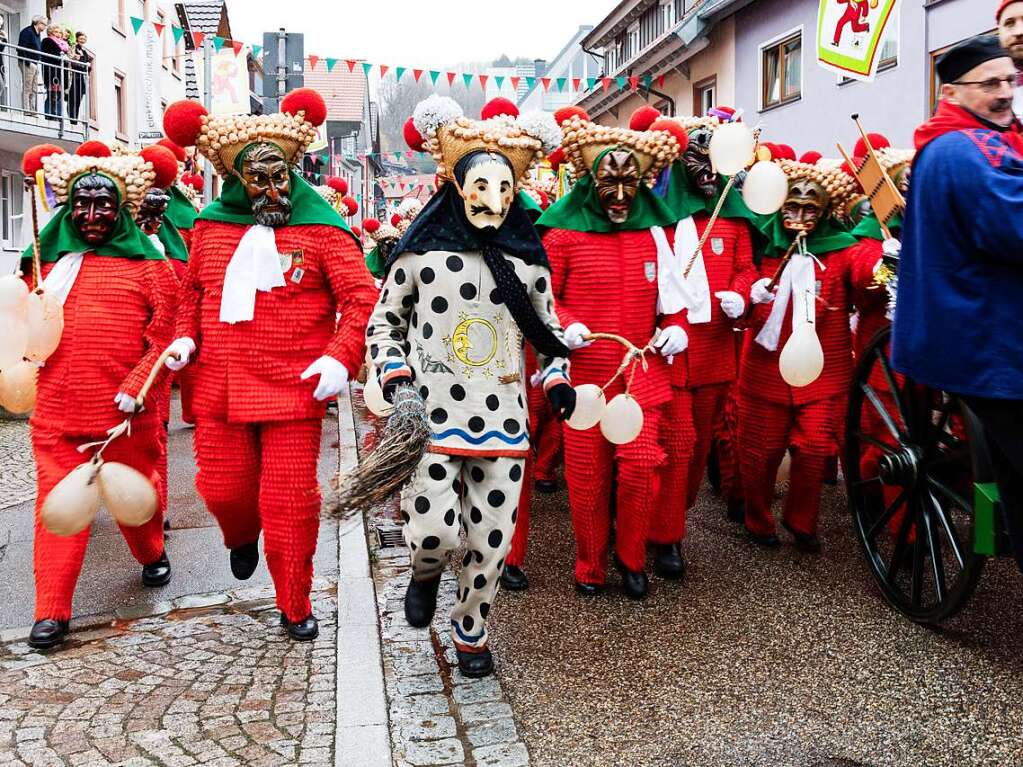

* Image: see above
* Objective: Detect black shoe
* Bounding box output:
[535,479,559,494]
[652,543,686,581]
[747,529,781,548]
[727,499,746,524]
[706,447,722,494]
[575,580,604,597]
[500,564,529,591]
[141,552,172,587]
[404,574,441,628]
[614,556,649,600]
[456,646,494,678]
[783,522,822,554]
[230,542,260,580]
[280,613,319,641]
[28,619,69,650]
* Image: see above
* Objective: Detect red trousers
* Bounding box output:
[738,394,841,537]
[507,385,563,568]
[650,390,695,544]
[714,383,744,504]
[32,423,166,621]
[178,368,196,425]
[563,407,664,584]
[193,418,323,622]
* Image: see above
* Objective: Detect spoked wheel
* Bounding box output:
[844,326,985,624]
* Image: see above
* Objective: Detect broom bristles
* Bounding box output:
[332,384,430,518]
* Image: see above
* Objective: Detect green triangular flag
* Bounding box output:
[172,26,184,45]
[396,66,406,81]
[616,76,626,90]
[587,77,597,90]
[642,75,652,90]
[555,77,566,92]
[429,70,440,84]
[525,76,535,90]
[130,16,144,35]
[462,73,474,88]
[213,36,226,52]
[494,75,505,89]
[326,58,338,71]
[251,44,262,58]
[361,62,373,77]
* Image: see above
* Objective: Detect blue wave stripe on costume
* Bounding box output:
[451,619,485,644]
[432,428,528,446]
[382,360,406,372]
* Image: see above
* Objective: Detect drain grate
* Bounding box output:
[375,526,405,549]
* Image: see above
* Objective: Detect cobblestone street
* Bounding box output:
[0,420,33,512]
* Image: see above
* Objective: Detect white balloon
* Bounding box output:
[363,374,394,417]
[0,360,37,413]
[24,290,64,362]
[779,325,825,387]
[98,461,159,527]
[566,384,606,431]
[709,123,756,176]
[0,274,28,310]
[0,308,29,371]
[742,161,789,215]
[600,393,644,445]
[41,461,102,536]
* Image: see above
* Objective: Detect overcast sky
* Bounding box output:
[229,0,619,69]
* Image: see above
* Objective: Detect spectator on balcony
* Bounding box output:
[67,31,90,123]
[40,23,68,120]
[17,15,46,113]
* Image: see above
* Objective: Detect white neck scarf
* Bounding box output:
[148,233,165,257]
[755,248,820,352]
[650,219,711,322]
[42,252,85,306]
[650,225,683,316]
[219,224,286,324]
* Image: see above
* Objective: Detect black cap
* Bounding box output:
[937,35,1010,84]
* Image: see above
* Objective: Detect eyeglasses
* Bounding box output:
[952,76,1017,93]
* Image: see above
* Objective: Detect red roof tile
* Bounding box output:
[303,64,366,122]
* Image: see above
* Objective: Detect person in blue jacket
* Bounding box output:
[892,35,1023,568]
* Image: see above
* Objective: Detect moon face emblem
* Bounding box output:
[451,317,498,367]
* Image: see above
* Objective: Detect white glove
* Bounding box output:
[715,290,745,320]
[881,238,901,258]
[564,322,593,350]
[114,392,138,414]
[301,355,349,401]
[654,325,688,357]
[529,370,543,388]
[165,337,196,371]
[750,278,776,305]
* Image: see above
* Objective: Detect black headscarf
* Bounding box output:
[387,151,567,358]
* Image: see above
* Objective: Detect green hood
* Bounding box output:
[23,200,164,263]
[165,184,199,231]
[156,216,190,262]
[536,148,679,233]
[365,245,386,279]
[851,212,902,241]
[759,213,860,258]
[661,160,770,246]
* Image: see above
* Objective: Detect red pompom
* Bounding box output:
[776,144,797,161]
[22,144,66,176]
[554,106,589,125]
[629,105,661,132]
[759,142,778,160]
[327,176,348,195]
[140,144,180,189]
[390,213,402,227]
[157,138,187,162]
[481,98,519,120]
[181,173,204,192]
[350,225,362,238]
[341,196,358,216]
[799,151,822,165]
[404,117,425,152]
[76,140,112,158]
[281,88,327,127]
[363,218,381,234]
[547,147,566,171]
[163,100,208,148]
[840,160,860,178]
[854,132,890,158]
[650,118,689,154]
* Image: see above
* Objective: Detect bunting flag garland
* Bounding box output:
[130,16,145,34]
[172,26,185,45]
[308,54,319,70]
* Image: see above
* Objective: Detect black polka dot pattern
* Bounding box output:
[420,266,435,284]
[450,385,466,401]
[430,408,448,425]
[460,283,477,300]
[468,416,485,433]
[487,489,505,507]
[485,395,499,411]
[431,296,448,313]
[394,268,406,285]
[488,529,503,548]
[446,255,464,272]
[428,463,446,481]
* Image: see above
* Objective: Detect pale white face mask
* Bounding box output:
[461,157,514,230]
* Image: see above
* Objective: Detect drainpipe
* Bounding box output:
[646,84,676,116]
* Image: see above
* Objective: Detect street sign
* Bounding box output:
[262,30,305,113]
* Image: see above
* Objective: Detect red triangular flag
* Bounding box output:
[628,75,639,90]
[308,55,319,71]
[231,40,243,56]
[510,76,520,90]
[540,77,551,92]
[479,74,488,89]
[601,77,612,92]
[413,69,424,82]
[191,31,205,47]
[446,71,457,86]
[345,59,357,72]
[152,22,164,37]
[379,64,389,76]
[572,78,581,91]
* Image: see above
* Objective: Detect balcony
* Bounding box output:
[0,43,91,155]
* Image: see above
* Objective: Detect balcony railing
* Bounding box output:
[602,0,707,76]
[0,41,91,142]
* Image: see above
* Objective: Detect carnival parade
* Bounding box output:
[0,0,1020,764]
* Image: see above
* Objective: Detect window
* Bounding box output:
[114,70,128,138]
[661,0,676,30]
[627,22,640,62]
[879,16,899,69]
[694,76,716,117]
[761,31,802,109]
[1,170,25,251]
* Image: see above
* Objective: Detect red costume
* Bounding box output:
[833,0,870,46]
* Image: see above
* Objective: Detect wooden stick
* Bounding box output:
[135,346,181,408]
[683,173,738,278]
[766,231,806,291]
[28,177,43,292]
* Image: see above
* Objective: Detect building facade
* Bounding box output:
[517,27,601,113]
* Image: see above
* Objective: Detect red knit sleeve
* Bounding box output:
[321,229,377,377]
[728,222,758,302]
[848,239,885,313]
[120,261,178,399]
[173,224,204,344]
[543,229,580,329]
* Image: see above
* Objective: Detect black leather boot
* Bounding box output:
[652,543,686,580]
[783,521,822,554]
[614,556,649,600]
[500,564,528,591]
[747,528,781,548]
[726,499,746,524]
[28,619,69,649]
[534,479,559,494]
[141,552,172,587]
[404,574,441,628]
[280,613,319,641]
[230,542,260,580]
[456,645,494,678]
[574,580,603,596]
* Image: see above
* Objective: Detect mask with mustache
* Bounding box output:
[459,152,515,231]
[782,178,829,233]
[136,187,169,236]
[238,142,293,227]
[70,174,119,246]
